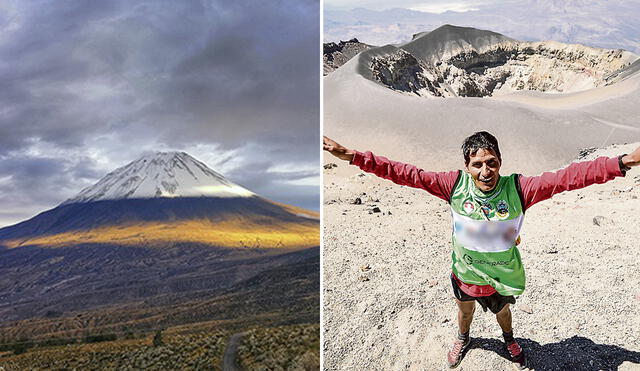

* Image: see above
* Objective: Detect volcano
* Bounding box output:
[0,151,318,250]
[0,152,319,337]
[326,25,639,98]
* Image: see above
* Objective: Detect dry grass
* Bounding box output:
[0,328,229,371]
[237,324,320,371]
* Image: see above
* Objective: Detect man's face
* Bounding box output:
[465,148,501,192]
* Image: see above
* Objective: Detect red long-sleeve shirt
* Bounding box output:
[351,151,626,296]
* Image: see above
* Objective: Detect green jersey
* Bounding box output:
[450,172,525,296]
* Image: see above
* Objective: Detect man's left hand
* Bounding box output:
[622,146,640,167]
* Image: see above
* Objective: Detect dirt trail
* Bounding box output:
[222,333,243,371]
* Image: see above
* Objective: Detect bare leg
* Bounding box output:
[456,299,476,334]
[495,303,512,333]
[448,299,476,367]
[497,303,525,365]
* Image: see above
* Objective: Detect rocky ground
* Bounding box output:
[323,38,370,76]
[323,143,640,370]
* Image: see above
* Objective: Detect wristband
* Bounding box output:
[618,154,631,174]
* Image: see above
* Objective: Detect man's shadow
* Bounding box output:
[469,336,640,370]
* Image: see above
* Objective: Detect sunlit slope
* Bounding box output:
[0,197,319,249]
[2,218,319,249]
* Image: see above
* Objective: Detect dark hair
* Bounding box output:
[462,131,501,165]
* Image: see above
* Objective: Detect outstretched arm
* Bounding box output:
[323,136,459,201]
[323,136,355,162]
[520,146,640,210]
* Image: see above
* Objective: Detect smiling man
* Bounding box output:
[323,131,640,369]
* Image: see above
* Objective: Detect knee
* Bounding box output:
[460,312,474,321]
[496,305,511,319]
[460,306,475,319]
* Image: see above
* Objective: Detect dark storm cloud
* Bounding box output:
[0,1,125,152]
[0,0,319,226]
[0,153,103,208]
[135,0,320,161]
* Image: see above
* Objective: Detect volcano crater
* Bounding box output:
[369,42,636,98]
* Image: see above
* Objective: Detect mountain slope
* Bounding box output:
[324,2,640,54]
[0,152,319,249]
[400,24,515,63]
[0,152,319,344]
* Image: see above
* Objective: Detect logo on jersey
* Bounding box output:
[462,253,510,266]
[463,254,473,265]
[496,200,509,219]
[480,203,493,217]
[463,201,475,214]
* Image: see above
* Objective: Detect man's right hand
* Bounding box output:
[323,136,355,162]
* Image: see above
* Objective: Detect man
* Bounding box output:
[323,132,640,369]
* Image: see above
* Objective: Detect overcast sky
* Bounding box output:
[0,0,319,227]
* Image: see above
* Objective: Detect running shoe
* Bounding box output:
[447,337,471,368]
[506,339,526,369]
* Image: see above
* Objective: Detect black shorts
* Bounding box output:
[451,274,516,314]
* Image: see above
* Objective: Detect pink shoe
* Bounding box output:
[447,337,471,368]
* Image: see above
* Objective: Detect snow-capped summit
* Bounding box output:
[64,151,254,204]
